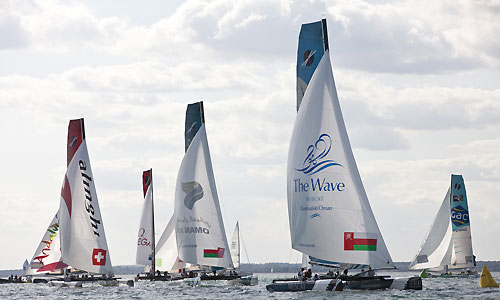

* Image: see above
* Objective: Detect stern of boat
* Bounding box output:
[391,276,422,290]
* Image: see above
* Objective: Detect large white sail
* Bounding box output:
[136,169,155,267]
[287,52,394,269]
[59,118,113,275]
[174,103,233,269]
[409,188,452,271]
[230,222,240,270]
[24,213,68,275]
[155,215,186,272]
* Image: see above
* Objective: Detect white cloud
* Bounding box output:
[325,0,500,72]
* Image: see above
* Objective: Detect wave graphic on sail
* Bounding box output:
[296,133,343,175]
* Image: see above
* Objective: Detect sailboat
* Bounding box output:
[24,212,68,278]
[230,222,240,273]
[174,101,233,284]
[135,169,158,279]
[409,174,477,278]
[56,118,116,284]
[266,19,421,292]
[135,169,187,281]
[228,222,258,285]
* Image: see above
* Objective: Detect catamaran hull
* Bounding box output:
[200,274,240,281]
[266,279,343,292]
[425,273,479,278]
[267,276,422,292]
[344,276,422,290]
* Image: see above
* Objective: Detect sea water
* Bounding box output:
[1,271,499,299]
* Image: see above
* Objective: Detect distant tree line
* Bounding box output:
[2,261,499,277]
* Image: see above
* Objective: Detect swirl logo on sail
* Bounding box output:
[296,133,343,175]
[182,181,204,210]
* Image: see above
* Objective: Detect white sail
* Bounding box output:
[24,213,67,275]
[287,52,394,269]
[59,119,113,275]
[136,169,155,267]
[301,253,310,269]
[409,188,452,271]
[230,222,240,270]
[174,124,233,268]
[155,215,186,272]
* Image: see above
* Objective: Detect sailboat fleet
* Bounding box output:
[7,17,493,292]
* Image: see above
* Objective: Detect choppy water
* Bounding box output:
[1,271,499,299]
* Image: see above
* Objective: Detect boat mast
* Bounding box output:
[150,168,156,276]
[321,18,329,51]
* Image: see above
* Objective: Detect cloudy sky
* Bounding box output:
[1,0,499,270]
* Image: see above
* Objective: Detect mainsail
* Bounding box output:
[295,19,329,266]
[409,175,475,271]
[59,118,113,275]
[230,222,240,270]
[136,169,155,272]
[24,212,68,275]
[449,175,474,269]
[174,102,233,268]
[287,49,394,268]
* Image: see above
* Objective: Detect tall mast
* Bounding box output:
[150,168,156,276]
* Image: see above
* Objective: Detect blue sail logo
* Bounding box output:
[451,205,469,227]
[296,134,343,175]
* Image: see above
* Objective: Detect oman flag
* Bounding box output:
[344,232,377,251]
[204,247,225,258]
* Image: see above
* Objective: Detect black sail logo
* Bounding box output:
[182,181,203,210]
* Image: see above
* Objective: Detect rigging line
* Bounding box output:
[239,229,251,264]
